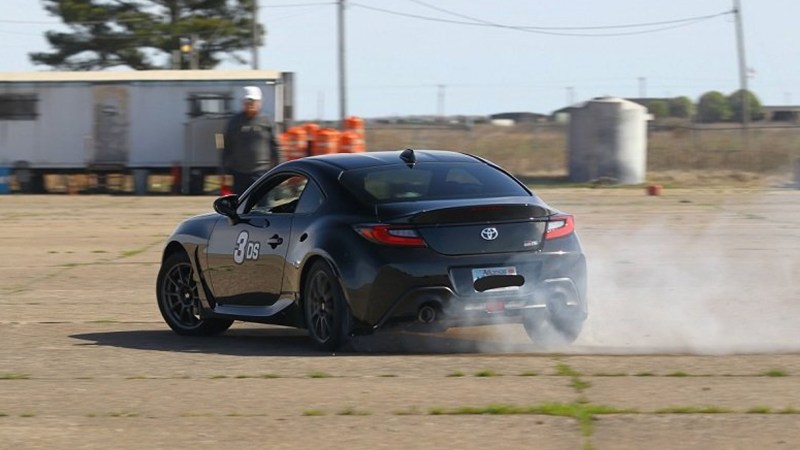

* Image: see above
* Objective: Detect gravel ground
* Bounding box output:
[1,187,799,449]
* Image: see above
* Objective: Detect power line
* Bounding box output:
[2,3,729,37]
[351,2,732,37]
[408,0,730,31]
[405,0,501,27]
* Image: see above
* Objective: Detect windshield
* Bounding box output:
[339,162,530,204]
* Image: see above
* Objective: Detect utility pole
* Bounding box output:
[338,0,347,124]
[317,91,325,122]
[437,84,445,120]
[638,76,647,98]
[733,0,748,126]
[566,86,574,105]
[252,0,259,70]
[179,37,192,69]
[190,34,199,70]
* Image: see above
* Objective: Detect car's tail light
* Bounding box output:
[355,225,426,247]
[544,215,575,240]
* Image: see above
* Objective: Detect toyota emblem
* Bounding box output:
[480,227,499,241]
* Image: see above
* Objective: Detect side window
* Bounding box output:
[187,93,232,117]
[294,179,325,214]
[248,175,308,215]
[0,94,38,120]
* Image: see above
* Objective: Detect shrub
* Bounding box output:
[697,91,732,123]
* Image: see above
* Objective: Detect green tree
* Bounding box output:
[727,89,764,122]
[30,0,263,70]
[668,96,694,119]
[697,91,732,123]
[644,100,669,119]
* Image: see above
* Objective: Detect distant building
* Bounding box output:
[489,112,549,124]
[762,106,800,122]
[550,106,579,123]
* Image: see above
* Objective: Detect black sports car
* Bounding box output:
[156,149,587,350]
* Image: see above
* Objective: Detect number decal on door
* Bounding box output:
[233,231,260,264]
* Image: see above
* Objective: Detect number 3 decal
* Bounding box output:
[233,231,260,264]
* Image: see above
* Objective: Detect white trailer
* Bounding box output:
[0,70,294,193]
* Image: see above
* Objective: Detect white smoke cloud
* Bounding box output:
[579,191,800,354]
[355,190,800,355]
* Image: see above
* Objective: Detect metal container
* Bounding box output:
[567,97,649,184]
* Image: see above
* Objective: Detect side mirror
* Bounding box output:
[213,194,240,222]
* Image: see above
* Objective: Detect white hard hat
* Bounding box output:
[243,86,262,101]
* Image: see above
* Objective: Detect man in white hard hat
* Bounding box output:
[221,86,279,195]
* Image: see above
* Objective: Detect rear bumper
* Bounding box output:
[330,230,587,333]
[375,276,585,330]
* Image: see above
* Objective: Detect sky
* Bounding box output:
[1,0,799,120]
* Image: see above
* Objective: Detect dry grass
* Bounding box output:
[19,121,800,194]
[366,123,566,174]
[365,122,800,185]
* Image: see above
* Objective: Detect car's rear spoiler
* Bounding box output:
[375,197,555,224]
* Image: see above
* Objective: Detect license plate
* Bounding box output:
[472,266,519,292]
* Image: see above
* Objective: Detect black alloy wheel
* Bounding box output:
[304,260,351,351]
[156,252,233,336]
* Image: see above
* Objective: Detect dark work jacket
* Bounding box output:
[222,112,279,173]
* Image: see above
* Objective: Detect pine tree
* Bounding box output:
[30,0,263,70]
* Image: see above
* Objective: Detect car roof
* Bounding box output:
[305,149,482,171]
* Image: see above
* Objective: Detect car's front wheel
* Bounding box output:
[303,260,351,351]
[156,251,233,336]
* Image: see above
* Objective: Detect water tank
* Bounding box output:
[568,97,648,184]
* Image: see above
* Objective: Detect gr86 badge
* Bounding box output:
[233,231,260,264]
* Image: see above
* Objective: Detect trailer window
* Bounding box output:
[188,93,232,117]
[0,94,38,120]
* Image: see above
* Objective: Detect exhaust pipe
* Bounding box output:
[417,305,437,324]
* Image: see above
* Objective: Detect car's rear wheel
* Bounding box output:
[522,292,584,348]
[523,313,583,348]
[157,251,233,336]
[303,260,351,351]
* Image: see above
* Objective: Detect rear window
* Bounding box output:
[339,162,530,204]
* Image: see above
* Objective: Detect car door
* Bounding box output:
[206,173,309,306]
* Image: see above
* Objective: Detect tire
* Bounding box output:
[156,251,233,336]
[303,260,351,351]
[522,313,583,349]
